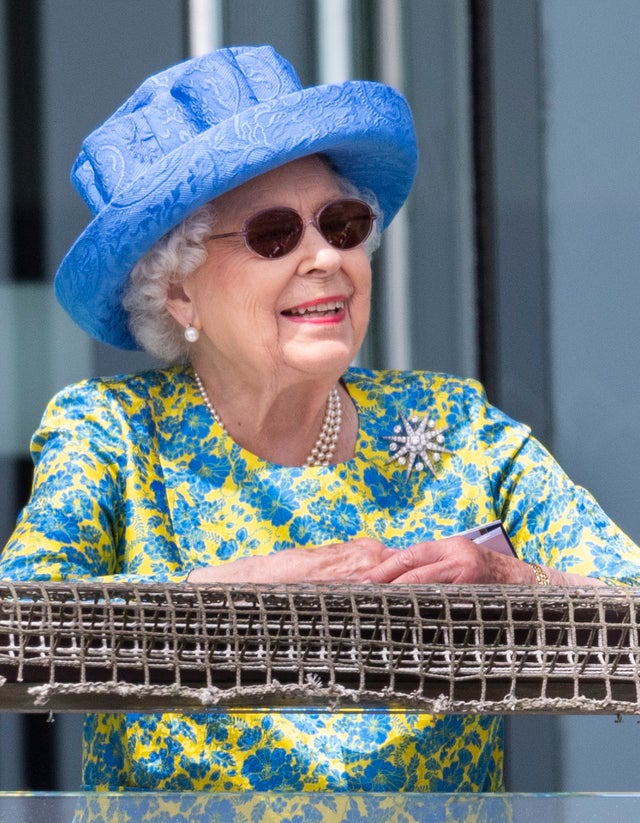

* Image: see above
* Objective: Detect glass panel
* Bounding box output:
[1,792,640,823]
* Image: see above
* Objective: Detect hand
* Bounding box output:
[187,538,398,584]
[362,536,535,585]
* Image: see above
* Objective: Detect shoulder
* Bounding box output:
[45,366,186,412]
[344,366,530,448]
[35,366,190,444]
[344,365,487,407]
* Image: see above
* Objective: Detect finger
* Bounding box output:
[387,565,446,585]
[361,543,438,584]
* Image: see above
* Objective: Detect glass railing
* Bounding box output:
[1,792,640,823]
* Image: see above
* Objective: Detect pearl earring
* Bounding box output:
[184,325,200,343]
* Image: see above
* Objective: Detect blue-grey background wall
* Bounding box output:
[541,0,640,790]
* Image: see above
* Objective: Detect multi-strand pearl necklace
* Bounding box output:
[193,371,342,467]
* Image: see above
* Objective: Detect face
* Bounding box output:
[167,156,372,389]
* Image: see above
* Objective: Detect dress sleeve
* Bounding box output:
[0,380,188,584]
[464,380,640,586]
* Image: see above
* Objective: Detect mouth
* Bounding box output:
[282,299,346,319]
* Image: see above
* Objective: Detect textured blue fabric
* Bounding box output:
[53,45,418,350]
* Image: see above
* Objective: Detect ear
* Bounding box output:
[165,282,196,329]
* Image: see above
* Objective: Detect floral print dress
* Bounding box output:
[2,365,639,792]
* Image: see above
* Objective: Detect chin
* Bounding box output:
[285,341,357,377]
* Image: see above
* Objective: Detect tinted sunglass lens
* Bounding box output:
[242,200,374,258]
[319,200,374,249]
[246,208,303,258]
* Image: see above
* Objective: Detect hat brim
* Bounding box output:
[54,81,418,350]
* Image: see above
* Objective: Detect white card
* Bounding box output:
[452,520,516,557]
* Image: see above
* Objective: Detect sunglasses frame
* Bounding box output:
[208,198,376,259]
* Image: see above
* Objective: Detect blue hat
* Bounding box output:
[54,45,418,350]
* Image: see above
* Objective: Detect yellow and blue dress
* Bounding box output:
[2,366,638,792]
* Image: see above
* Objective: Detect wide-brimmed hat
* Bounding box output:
[54,45,418,350]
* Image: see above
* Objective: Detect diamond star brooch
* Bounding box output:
[383,412,450,480]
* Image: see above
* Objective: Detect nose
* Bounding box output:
[296,223,343,275]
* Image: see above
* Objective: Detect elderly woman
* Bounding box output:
[1,45,639,794]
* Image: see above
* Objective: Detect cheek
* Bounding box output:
[208,282,284,345]
[188,264,253,323]
[353,273,373,336]
[352,294,371,340]
[351,259,373,307]
[352,252,372,287]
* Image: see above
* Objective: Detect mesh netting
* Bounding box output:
[0,582,639,714]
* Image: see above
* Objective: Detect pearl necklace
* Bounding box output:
[193,371,342,467]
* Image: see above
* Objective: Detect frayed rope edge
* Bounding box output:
[22,680,640,715]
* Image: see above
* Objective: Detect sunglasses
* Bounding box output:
[208,198,376,259]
